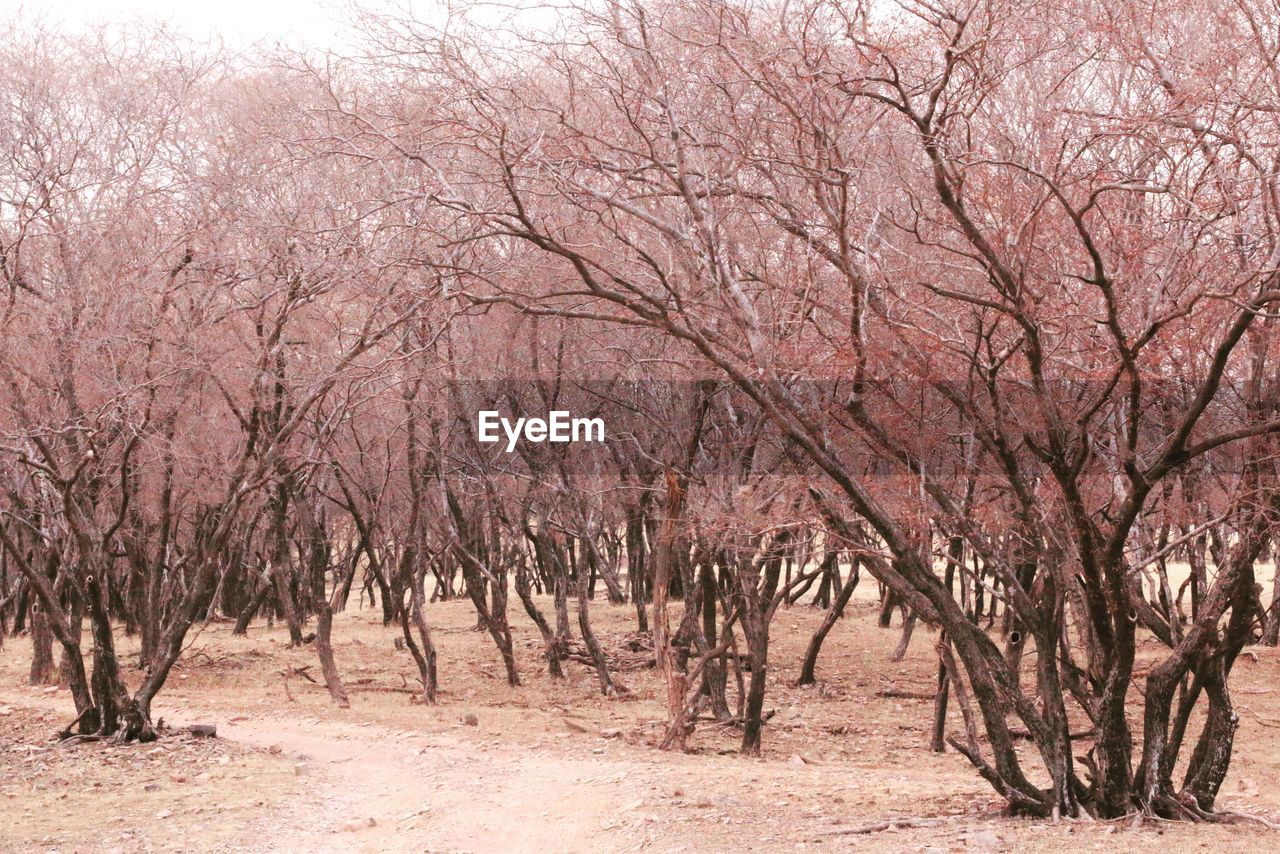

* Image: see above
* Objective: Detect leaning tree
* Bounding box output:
[362,0,1280,818]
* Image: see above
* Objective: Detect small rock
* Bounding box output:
[962,829,1001,850]
[462,714,479,727]
[155,809,172,819]
[601,728,623,739]
[0,707,12,716]
[788,754,807,767]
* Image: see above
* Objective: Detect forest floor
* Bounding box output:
[3,580,1280,852]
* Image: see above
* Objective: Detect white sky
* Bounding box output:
[3,0,381,50]
[2,0,565,53]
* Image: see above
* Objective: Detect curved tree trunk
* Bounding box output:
[797,557,860,686]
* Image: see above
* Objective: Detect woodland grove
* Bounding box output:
[2,0,1280,825]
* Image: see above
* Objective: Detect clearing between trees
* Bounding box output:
[3,592,1278,853]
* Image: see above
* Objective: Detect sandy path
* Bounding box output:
[224,713,638,853]
[0,687,647,853]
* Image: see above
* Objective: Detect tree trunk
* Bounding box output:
[310,557,349,708]
[577,566,616,695]
[797,557,860,686]
[514,562,565,677]
[653,470,691,750]
[400,575,438,703]
[29,604,57,685]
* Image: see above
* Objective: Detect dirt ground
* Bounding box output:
[2,583,1280,853]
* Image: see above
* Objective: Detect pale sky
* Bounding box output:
[2,0,567,53]
[3,0,388,50]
